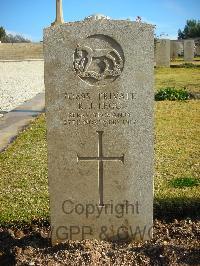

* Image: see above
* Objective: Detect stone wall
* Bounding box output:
[0,43,43,60]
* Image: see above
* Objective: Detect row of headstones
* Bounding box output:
[155,39,197,67]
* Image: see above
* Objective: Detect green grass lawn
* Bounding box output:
[155,100,200,217]
[0,116,49,224]
[0,68,200,225]
[155,67,200,93]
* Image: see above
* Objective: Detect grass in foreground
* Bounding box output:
[155,100,200,216]
[0,115,48,224]
[155,67,200,93]
[0,100,199,224]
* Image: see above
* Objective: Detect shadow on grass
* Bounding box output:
[154,197,200,220]
[0,198,199,228]
[170,64,200,68]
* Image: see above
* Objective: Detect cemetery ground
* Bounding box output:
[0,66,200,265]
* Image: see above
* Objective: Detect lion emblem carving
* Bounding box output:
[73,36,124,86]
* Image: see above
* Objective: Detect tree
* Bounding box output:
[5,34,31,43]
[0,26,31,43]
[178,19,200,39]
[0,26,6,41]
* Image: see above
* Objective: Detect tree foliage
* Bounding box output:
[5,34,31,43]
[0,26,6,41]
[0,26,31,43]
[178,19,200,39]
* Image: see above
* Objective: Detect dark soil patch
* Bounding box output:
[0,219,199,265]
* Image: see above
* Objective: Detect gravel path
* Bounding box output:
[0,61,44,114]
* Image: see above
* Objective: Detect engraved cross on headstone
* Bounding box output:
[77,131,124,206]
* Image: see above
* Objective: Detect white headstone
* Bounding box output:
[44,16,154,245]
[184,40,194,62]
[156,39,170,67]
[170,41,179,59]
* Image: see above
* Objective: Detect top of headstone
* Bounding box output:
[84,14,110,21]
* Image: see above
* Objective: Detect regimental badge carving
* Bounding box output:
[73,34,124,86]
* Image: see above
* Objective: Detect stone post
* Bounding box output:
[52,0,64,25]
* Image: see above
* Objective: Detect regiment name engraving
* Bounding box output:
[63,91,136,126]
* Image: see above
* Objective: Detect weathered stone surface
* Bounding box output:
[170,40,182,59]
[85,14,110,21]
[177,41,184,56]
[170,41,177,59]
[52,0,64,25]
[195,44,200,56]
[44,19,154,244]
[184,40,194,62]
[156,39,170,67]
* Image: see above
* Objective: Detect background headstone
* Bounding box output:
[184,39,194,62]
[195,40,200,56]
[44,17,154,244]
[177,41,184,56]
[156,39,170,67]
[170,40,179,59]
